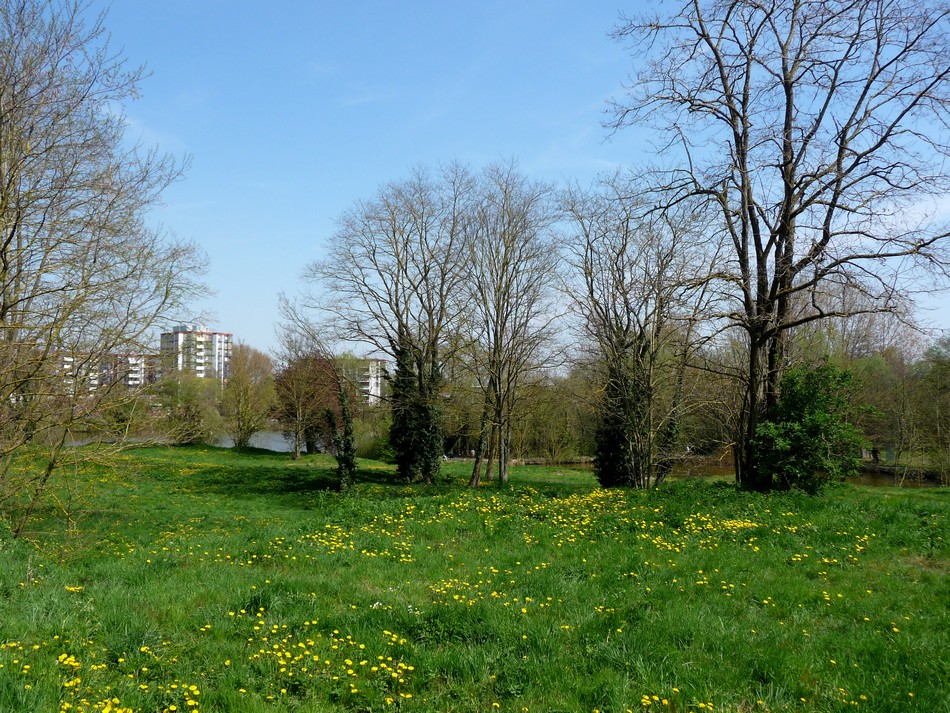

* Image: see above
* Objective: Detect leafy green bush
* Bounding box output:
[752,364,864,493]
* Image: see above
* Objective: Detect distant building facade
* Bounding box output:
[60,354,101,393]
[58,352,158,393]
[340,357,387,405]
[100,353,158,388]
[160,324,233,382]
[358,358,386,405]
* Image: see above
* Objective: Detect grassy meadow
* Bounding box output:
[0,447,947,713]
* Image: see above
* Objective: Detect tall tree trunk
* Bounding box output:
[499,422,510,484]
[736,331,775,492]
[469,396,492,488]
[334,373,357,490]
[494,397,508,484]
[484,423,496,482]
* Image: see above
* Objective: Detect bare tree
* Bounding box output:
[464,163,558,486]
[611,0,950,490]
[0,0,203,535]
[273,329,331,459]
[563,174,719,488]
[787,286,922,363]
[220,343,275,450]
[304,165,473,483]
[276,299,359,489]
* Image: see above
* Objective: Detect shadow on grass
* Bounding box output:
[150,445,418,504]
[194,455,492,507]
[194,463,339,496]
[127,445,600,508]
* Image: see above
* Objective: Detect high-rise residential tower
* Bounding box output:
[160,324,233,382]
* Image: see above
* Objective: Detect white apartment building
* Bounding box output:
[357,358,386,405]
[101,353,155,388]
[160,324,233,382]
[58,352,158,393]
[60,354,100,393]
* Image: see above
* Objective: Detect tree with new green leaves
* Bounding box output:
[220,344,275,450]
[917,336,950,482]
[752,364,864,494]
[511,373,589,464]
[153,373,222,446]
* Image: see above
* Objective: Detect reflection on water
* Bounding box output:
[216,431,292,452]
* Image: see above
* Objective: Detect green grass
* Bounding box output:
[0,446,947,712]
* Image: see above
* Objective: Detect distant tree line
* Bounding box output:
[283,156,950,493]
[146,317,950,497]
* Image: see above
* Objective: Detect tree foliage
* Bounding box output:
[917,336,950,480]
[387,332,442,483]
[153,374,221,446]
[220,344,275,450]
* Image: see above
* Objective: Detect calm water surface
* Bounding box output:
[216,430,292,452]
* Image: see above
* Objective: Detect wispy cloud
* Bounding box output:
[122,113,189,154]
[337,91,395,108]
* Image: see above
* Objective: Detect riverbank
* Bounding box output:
[857,461,947,485]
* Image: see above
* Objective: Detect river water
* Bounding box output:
[216,430,293,451]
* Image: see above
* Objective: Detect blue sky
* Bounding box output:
[92,0,650,352]
[93,1,948,353]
